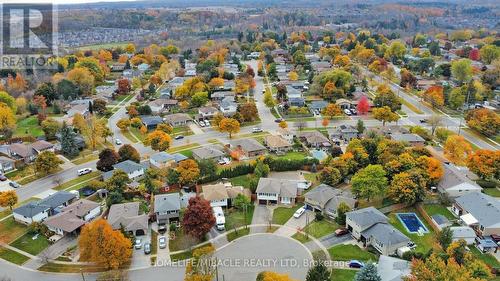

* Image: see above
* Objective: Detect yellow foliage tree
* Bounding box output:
[176,159,200,186]
[218,118,240,138]
[0,190,18,210]
[0,103,16,134]
[279,121,288,129]
[144,130,172,151]
[444,135,472,166]
[288,71,299,81]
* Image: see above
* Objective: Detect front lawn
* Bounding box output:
[170,243,212,262]
[422,204,455,220]
[225,206,255,230]
[328,244,377,262]
[168,228,202,252]
[272,204,304,225]
[483,188,500,198]
[0,217,27,244]
[0,246,30,265]
[293,220,339,243]
[471,248,500,269]
[330,268,358,281]
[226,228,250,242]
[53,171,101,191]
[10,232,50,256]
[388,207,437,254]
[14,116,44,137]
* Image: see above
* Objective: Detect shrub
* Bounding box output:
[315,212,324,221]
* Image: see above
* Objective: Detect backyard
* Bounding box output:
[422,204,455,220]
[388,207,437,254]
[293,219,339,243]
[14,116,44,138]
[328,244,378,262]
[272,204,304,225]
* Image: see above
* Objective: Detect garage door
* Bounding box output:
[135,229,145,236]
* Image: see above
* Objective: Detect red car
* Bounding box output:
[335,228,348,236]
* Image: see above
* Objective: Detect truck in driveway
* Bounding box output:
[213,206,225,231]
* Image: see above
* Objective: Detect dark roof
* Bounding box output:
[140,115,163,126]
[14,191,77,218]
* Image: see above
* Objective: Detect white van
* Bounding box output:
[77,168,92,176]
[212,207,225,231]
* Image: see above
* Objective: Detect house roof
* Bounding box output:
[391,133,425,143]
[455,192,500,228]
[306,184,356,210]
[0,156,15,163]
[150,152,187,164]
[154,193,180,213]
[31,140,53,152]
[140,115,163,126]
[229,139,267,153]
[346,207,387,229]
[9,143,33,158]
[377,255,411,281]
[431,214,450,226]
[114,160,144,174]
[202,184,228,201]
[439,164,482,193]
[264,135,292,148]
[299,131,330,145]
[256,178,298,198]
[363,223,410,246]
[450,226,476,239]
[43,211,86,233]
[198,106,219,114]
[192,145,225,160]
[309,100,329,110]
[61,199,100,218]
[107,202,148,231]
[164,113,192,123]
[148,99,178,108]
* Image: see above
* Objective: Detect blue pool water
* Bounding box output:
[397,213,429,233]
[310,150,328,161]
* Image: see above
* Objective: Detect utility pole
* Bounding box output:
[80,269,86,281]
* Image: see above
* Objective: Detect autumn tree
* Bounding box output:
[373,85,401,112]
[336,202,351,226]
[0,191,18,210]
[373,106,399,126]
[184,245,216,281]
[466,149,500,180]
[182,197,216,239]
[451,59,473,85]
[424,86,444,108]
[105,170,131,192]
[218,118,240,138]
[437,226,453,250]
[465,108,500,137]
[67,67,94,95]
[77,115,110,150]
[0,91,17,111]
[444,135,472,166]
[356,95,370,115]
[34,151,63,175]
[0,103,16,136]
[176,159,200,186]
[79,219,132,269]
[260,271,297,281]
[279,121,288,129]
[116,118,130,131]
[387,171,426,204]
[97,148,119,171]
[418,156,444,185]
[480,44,500,64]
[320,166,341,186]
[118,144,141,163]
[288,71,299,81]
[386,41,406,63]
[322,103,343,119]
[144,130,172,151]
[117,79,131,95]
[263,89,275,108]
[238,102,258,122]
[41,118,61,140]
[351,164,388,201]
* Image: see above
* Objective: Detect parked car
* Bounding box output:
[175,135,184,140]
[274,118,284,123]
[252,127,263,133]
[158,236,166,249]
[334,228,348,236]
[8,181,21,188]
[348,260,365,268]
[407,241,417,250]
[77,168,92,176]
[0,174,7,181]
[115,139,122,145]
[344,109,352,116]
[199,121,205,127]
[134,239,142,250]
[204,120,210,127]
[293,206,306,218]
[350,109,357,115]
[144,243,151,254]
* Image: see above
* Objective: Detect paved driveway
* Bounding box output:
[214,234,312,281]
[274,210,313,237]
[250,204,272,234]
[130,228,152,269]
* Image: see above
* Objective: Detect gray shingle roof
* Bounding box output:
[229,138,267,153]
[346,207,387,228]
[431,214,450,226]
[455,192,500,228]
[363,223,410,245]
[150,152,187,164]
[377,255,410,281]
[140,115,163,126]
[107,202,148,231]
[439,163,482,192]
[14,191,77,218]
[192,145,225,160]
[103,160,145,180]
[390,133,425,143]
[154,193,180,213]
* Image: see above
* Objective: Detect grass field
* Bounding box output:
[422,204,455,220]
[170,243,213,262]
[53,171,101,191]
[0,217,27,244]
[471,247,500,269]
[10,232,49,256]
[168,143,200,153]
[121,129,139,143]
[227,228,250,242]
[0,246,30,265]
[38,262,106,273]
[330,268,358,281]
[14,116,44,137]
[484,188,500,197]
[225,206,255,230]
[275,151,309,161]
[328,244,377,262]
[293,220,339,243]
[229,174,257,190]
[272,204,304,225]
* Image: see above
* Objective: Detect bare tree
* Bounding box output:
[295,121,306,131]
[428,115,442,135]
[52,176,63,188]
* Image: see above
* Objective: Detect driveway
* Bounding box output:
[250,204,272,234]
[274,210,313,237]
[188,123,204,135]
[214,233,312,281]
[304,233,353,252]
[130,228,152,269]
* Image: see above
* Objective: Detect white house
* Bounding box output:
[103,160,145,181]
[256,178,299,205]
[202,184,229,207]
[13,191,77,225]
[44,199,101,236]
[438,163,482,198]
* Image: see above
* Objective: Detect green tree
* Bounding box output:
[197,159,217,179]
[59,123,80,157]
[34,151,63,175]
[233,194,251,211]
[356,119,365,135]
[41,118,61,140]
[351,164,388,201]
[105,170,131,192]
[438,226,453,250]
[0,91,17,111]
[118,144,140,163]
[306,263,330,281]
[335,202,351,225]
[319,166,341,186]
[191,92,209,107]
[373,86,401,112]
[451,59,473,85]
[354,263,381,281]
[254,160,270,178]
[386,41,406,63]
[479,44,500,64]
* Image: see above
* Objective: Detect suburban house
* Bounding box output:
[346,207,410,256]
[211,91,235,102]
[148,99,178,114]
[164,113,192,127]
[219,96,238,116]
[107,202,149,236]
[327,125,359,144]
[452,192,500,236]
[154,193,181,225]
[198,106,219,119]
[309,100,328,113]
[298,131,331,151]
[103,160,145,181]
[390,133,425,146]
[0,156,15,173]
[256,178,299,205]
[43,199,101,237]
[264,135,293,153]
[438,163,482,198]
[304,184,356,219]
[7,143,35,163]
[13,191,78,225]
[201,183,249,208]
[277,128,294,143]
[450,226,476,245]
[141,115,163,130]
[192,145,226,162]
[227,139,267,158]
[377,255,411,281]
[335,98,357,110]
[149,152,187,169]
[31,140,55,154]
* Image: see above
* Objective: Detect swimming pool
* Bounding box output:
[310,150,328,161]
[397,213,429,234]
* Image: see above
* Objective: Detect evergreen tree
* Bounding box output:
[59,123,79,157]
[354,263,381,281]
[306,263,330,281]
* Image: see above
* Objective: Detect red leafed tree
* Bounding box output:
[117,78,131,95]
[246,65,255,77]
[357,95,370,115]
[469,48,480,61]
[182,197,215,239]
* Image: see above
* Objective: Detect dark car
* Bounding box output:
[174,135,184,140]
[274,118,284,123]
[419,119,427,123]
[0,174,7,181]
[348,260,365,268]
[9,181,21,188]
[158,225,167,234]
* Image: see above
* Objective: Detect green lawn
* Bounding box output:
[130,127,146,142]
[471,248,500,269]
[293,220,339,243]
[0,217,27,244]
[272,204,304,225]
[229,174,257,190]
[328,244,377,262]
[168,143,200,153]
[0,247,30,265]
[226,228,250,242]
[10,232,49,256]
[422,204,455,220]
[275,151,309,161]
[179,149,193,158]
[330,268,358,281]
[225,206,255,230]
[388,208,436,254]
[121,129,139,143]
[483,188,500,197]
[14,116,44,137]
[53,171,101,191]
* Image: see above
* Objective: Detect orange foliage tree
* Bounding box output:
[444,135,472,166]
[466,149,500,180]
[424,86,444,108]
